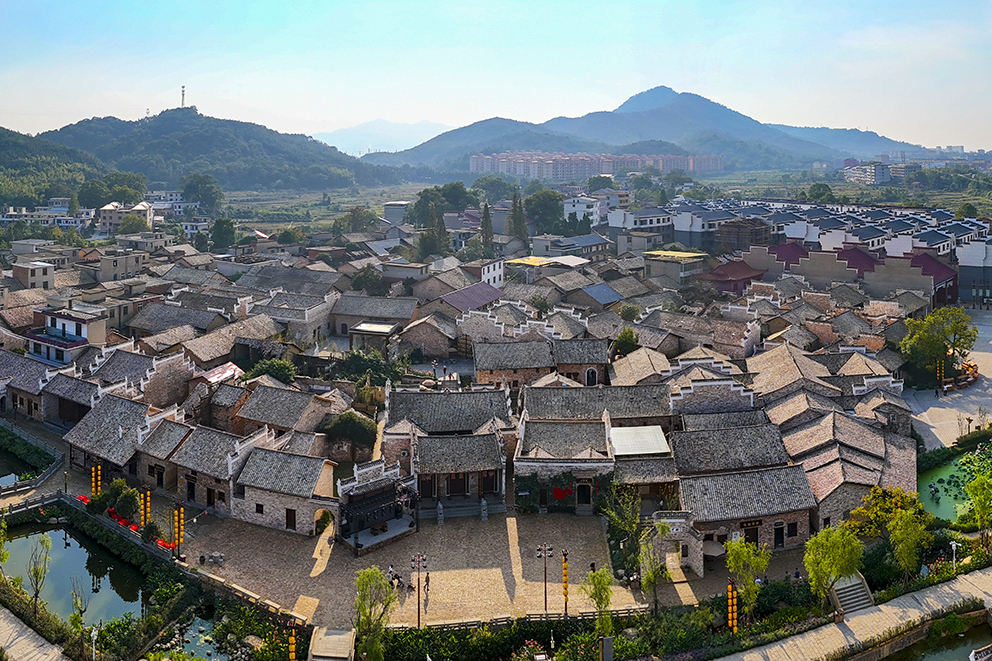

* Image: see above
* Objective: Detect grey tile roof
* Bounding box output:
[331,293,418,320]
[672,423,788,475]
[474,340,554,371]
[138,419,193,460]
[680,465,817,522]
[538,271,596,293]
[681,410,770,430]
[500,283,555,302]
[237,447,328,498]
[173,290,244,315]
[608,348,671,386]
[553,338,609,365]
[236,264,347,296]
[130,303,224,335]
[182,314,284,364]
[280,431,317,455]
[416,433,503,474]
[439,282,503,313]
[580,283,623,306]
[170,425,247,478]
[41,373,99,405]
[388,389,511,434]
[212,384,248,408]
[235,385,317,429]
[544,311,588,340]
[523,384,671,419]
[0,351,53,395]
[782,412,886,461]
[764,389,842,429]
[491,304,531,328]
[89,350,155,387]
[519,420,609,459]
[139,325,199,352]
[614,457,677,484]
[64,395,149,466]
[746,344,839,398]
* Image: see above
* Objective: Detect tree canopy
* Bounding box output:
[351,266,390,296]
[407,182,479,227]
[803,526,863,607]
[523,189,565,233]
[845,486,933,542]
[900,306,977,373]
[354,567,397,661]
[957,202,979,219]
[180,172,225,215]
[210,217,236,251]
[322,411,378,450]
[888,508,932,577]
[613,326,640,357]
[471,175,519,204]
[117,214,150,234]
[480,203,494,249]
[965,474,992,549]
[587,176,617,193]
[509,192,528,241]
[243,358,297,384]
[724,538,770,619]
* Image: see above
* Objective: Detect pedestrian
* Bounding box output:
[387,565,395,582]
[425,571,430,594]
[794,568,801,581]
[443,365,448,379]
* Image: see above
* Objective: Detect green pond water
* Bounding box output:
[918,458,973,522]
[5,524,147,625]
[888,623,992,660]
[178,615,230,661]
[0,446,33,487]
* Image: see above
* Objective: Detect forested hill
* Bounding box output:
[39,107,411,190]
[0,127,107,206]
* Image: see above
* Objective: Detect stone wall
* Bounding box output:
[398,323,453,360]
[177,470,231,514]
[817,483,870,529]
[477,367,553,390]
[136,451,178,491]
[230,485,334,536]
[380,433,413,474]
[211,395,250,433]
[557,362,606,386]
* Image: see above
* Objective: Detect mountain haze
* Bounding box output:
[768,125,921,159]
[313,119,452,156]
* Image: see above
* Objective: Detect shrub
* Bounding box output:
[955,427,992,452]
[917,446,960,473]
[114,488,141,521]
[0,429,55,471]
[860,541,902,592]
[141,520,165,544]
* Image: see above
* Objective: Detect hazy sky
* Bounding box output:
[3,0,990,148]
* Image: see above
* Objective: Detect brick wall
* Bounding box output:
[231,485,336,536]
[557,363,606,386]
[136,452,178,491]
[143,356,194,409]
[697,508,810,552]
[9,388,42,421]
[476,367,553,389]
[177,470,232,514]
[211,396,250,433]
[817,483,870,529]
[398,323,452,360]
[380,433,412,474]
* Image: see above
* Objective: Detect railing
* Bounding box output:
[0,452,65,497]
[388,605,652,632]
[0,416,63,458]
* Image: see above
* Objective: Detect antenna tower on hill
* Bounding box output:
[182,86,185,108]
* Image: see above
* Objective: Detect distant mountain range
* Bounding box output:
[363,86,924,172]
[313,119,452,156]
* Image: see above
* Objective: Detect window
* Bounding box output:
[255,503,264,514]
[55,350,64,362]
[822,517,831,529]
[787,522,798,538]
[75,323,81,336]
[42,282,48,290]
[110,309,115,319]
[148,465,155,477]
[42,268,47,276]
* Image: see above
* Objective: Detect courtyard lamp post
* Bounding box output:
[537,543,554,613]
[950,540,961,572]
[411,552,427,628]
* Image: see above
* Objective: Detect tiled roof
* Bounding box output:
[910,252,956,284]
[139,325,198,352]
[0,350,52,395]
[280,431,317,455]
[538,271,596,293]
[544,311,588,340]
[237,448,328,498]
[765,389,842,429]
[89,350,155,387]
[746,343,839,398]
[501,283,556,303]
[680,465,817,522]
[519,420,609,459]
[400,314,457,340]
[182,314,283,364]
[331,293,418,320]
[580,283,623,306]
[474,341,553,371]
[138,420,192,460]
[553,338,609,365]
[212,383,248,408]
[614,457,677,484]
[782,412,886,461]
[671,424,788,475]
[523,384,671,419]
[130,303,223,335]
[41,373,98,405]
[439,282,503,314]
[600,276,648,300]
[235,385,316,429]
[639,309,752,345]
[608,347,670,386]
[236,264,346,296]
[64,395,149,466]
[416,434,503,474]
[387,389,511,434]
[170,425,247,478]
[681,410,769,430]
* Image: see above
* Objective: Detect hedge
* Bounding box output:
[917,446,961,473]
[0,428,55,471]
[954,427,992,452]
[0,573,84,658]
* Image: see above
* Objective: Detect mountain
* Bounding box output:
[313,119,452,156]
[0,127,106,205]
[768,125,922,159]
[40,107,406,191]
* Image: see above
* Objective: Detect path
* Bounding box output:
[0,605,71,661]
[716,566,992,660]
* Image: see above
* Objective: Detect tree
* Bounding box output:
[846,486,933,542]
[587,176,616,193]
[639,521,671,614]
[524,179,545,197]
[601,482,641,570]
[581,568,614,636]
[527,295,550,319]
[322,411,378,451]
[956,202,979,219]
[210,217,236,251]
[724,538,770,620]
[244,358,297,384]
[577,212,592,235]
[67,192,80,215]
[69,576,90,645]
[901,306,977,375]
[524,189,565,233]
[343,206,378,232]
[117,214,150,235]
[104,171,148,195]
[0,518,9,577]
[806,183,836,203]
[613,326,640,358]
[888,508,932,578]
[278,227,306,244]
[77,180,110,209]
[354,567,397,661]
[618,304,640,322]
[471,175,519,204]
[804,526,864,609]
[406,182,479,227]
[114,487,140,521]
[352,265,390,296]
[181,173,225,215]
[966,474,992,549]
[27,532,52,614]
[192,231,209,252]
[509,192,529,242]
[480,203,494,249]
[110,185,142,206]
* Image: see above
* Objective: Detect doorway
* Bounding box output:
[539,488,548,508]
[585,368,598,386]
[447,473,467,497]
[186,478,196,502]
[774,526,784,549]
[207,488,215,508]
[156,470,164,489]
[577,484,592,505]
[286,508,296,531]
[744,527,759,545]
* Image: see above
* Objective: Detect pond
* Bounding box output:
[178,615,230,661]
[917,458,972,522]
[5,524,147,626]
[0,446,34,487]
[888,623,992,660]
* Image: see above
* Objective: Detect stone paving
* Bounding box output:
[718,566,992,660]
[0,605,71,661]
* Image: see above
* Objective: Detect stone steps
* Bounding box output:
[833,574,874,614]
[420,502,507,520]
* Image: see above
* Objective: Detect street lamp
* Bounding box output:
[411,552,427,628]
[537,543,554,613]
[950,541,961,572]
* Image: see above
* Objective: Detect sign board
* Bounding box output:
[739,519,763,529]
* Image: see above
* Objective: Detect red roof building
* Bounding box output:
[767,242,809,268]
[836,247,879,277]
[910,252,958,305]
[701,260,768,294]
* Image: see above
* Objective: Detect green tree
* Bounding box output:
[457,235,489,262]
[210,217,236,251]
[724,538,770,620]
[613,326,640,358]
[354,567,397,661]
[322,411,378,451]
[244,358,298,384]
[524,189,565,233]
[27,532,52,614]
[352,265,390,296]
[67,191,80,215]
[192,231,209,252]
[618,304,640,322]
[69,576,90,647]
[114,487,140,521]
[577,212,592,235]
[806,183,836,203]
[181,173,225,215]
[588,176,617,193]
[900,306,978,375]
[524,179,545,196]
[77,180,111,209]
[117,214,150,235]
[639,521,671,615]
[110,185,142,206]
[527,295,550,319]
[965,474,992,549]
[628,174,654,191]
[480,203,494,249]
[581,568,614,636]
[846,486,933,542]
[888,508,933,578]
[277,227,306,244]
[804,526,864,609]
[343,206,378,232]
[406,182,479,227]
[0,518,9,577]
[471,175,519,204]
[103,171,148,194]
[509,192,529,242]
[956,202,979,219]
[601,482,641,570]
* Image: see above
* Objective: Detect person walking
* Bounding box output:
[425,571,430,595]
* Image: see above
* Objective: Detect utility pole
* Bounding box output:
[181,86,185,108]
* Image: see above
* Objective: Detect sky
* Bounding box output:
[2,0,990,149]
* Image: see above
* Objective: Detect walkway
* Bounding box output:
[717,566,992,660]
[0,605,71,661]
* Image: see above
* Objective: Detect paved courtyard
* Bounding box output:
[902,308,992,450]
